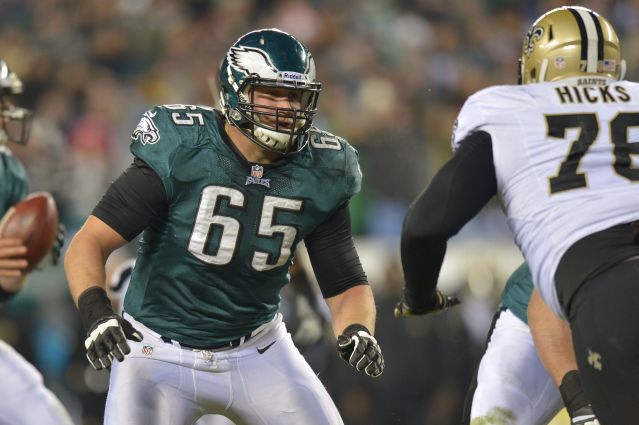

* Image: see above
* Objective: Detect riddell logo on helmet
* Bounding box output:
[279,72,305,82]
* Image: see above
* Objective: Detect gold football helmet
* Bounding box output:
[519,6,625,84]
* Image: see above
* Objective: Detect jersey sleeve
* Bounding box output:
[0,149,29,210]
[451,94,488,152]
[129,106,181,198]
[8,157,28,206]
[451,85,533,152]
[343,141,363,200]
[500,262,534,324]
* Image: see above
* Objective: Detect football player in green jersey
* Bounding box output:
[65,29,384,425]
[461,263,598,425]
[0,59,73,425]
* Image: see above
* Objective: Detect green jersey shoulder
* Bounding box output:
[130,104,216,198]
[306,127,362,199]
[0,145,28,215]
[501,262,534,324]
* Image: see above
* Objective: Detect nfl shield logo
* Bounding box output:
[251,164,264,179]
[142,345,154,356]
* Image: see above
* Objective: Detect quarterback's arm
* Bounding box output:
[528,289,597,421]
[305,203,384,377]
[401,131,497,310]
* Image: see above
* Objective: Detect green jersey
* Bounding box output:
[123,105,362,347]
[500,262,533,324]
[0,145,28,215]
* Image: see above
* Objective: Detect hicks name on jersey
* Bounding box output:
[555,84,631,104]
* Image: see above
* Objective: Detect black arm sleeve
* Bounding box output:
[305,202,368,299]
[92,157,168,241]
[401,131,497,309]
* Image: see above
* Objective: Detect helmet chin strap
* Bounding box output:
[620,59,627,80]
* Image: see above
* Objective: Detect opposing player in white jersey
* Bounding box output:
[396,6,639,424]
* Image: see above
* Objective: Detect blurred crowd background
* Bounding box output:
[1,0,637,424]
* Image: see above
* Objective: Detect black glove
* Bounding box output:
[560,370,600,425]
[336,324,384,378]
[51,223,65,266]
[394,289,461,318]
[78,287,142,371]
[570,406,599,425]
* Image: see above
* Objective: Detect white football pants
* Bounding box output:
[105,313,343,425]
[0,340,73,425]
[470,309,564,425]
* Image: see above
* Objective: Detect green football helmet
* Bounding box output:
[0,59,32,145]
[218,28,321,155]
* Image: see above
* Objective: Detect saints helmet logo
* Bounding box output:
[523,26,544,57]
[132,110,160,145]
[228,46,278,77]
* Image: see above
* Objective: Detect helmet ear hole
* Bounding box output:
[530,68,536,81]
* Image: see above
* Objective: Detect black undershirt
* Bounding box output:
[92,158,367,298]
[401,131,497,309]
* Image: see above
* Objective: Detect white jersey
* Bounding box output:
[453,78,639,316]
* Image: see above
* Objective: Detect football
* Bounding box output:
[0,192,59,272]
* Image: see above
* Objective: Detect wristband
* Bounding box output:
[78,286,115,334]
[559,369,590,417]
[341,323,371,336]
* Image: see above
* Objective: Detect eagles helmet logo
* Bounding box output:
[228,46,278,78]
[523,26,544,57]
[132,110,160,145]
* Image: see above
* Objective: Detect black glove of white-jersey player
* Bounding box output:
[394,289,461,318]
[560,370,600,425]
[570,406,599,425]
[78,286,142,371]
[336,324,384,378]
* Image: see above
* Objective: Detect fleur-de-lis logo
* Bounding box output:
[587,348,602,371]
[523,26,544,57]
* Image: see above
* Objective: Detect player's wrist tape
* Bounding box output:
[559,369,590,417]
[78,286,116,334]
[341,323,371,336]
